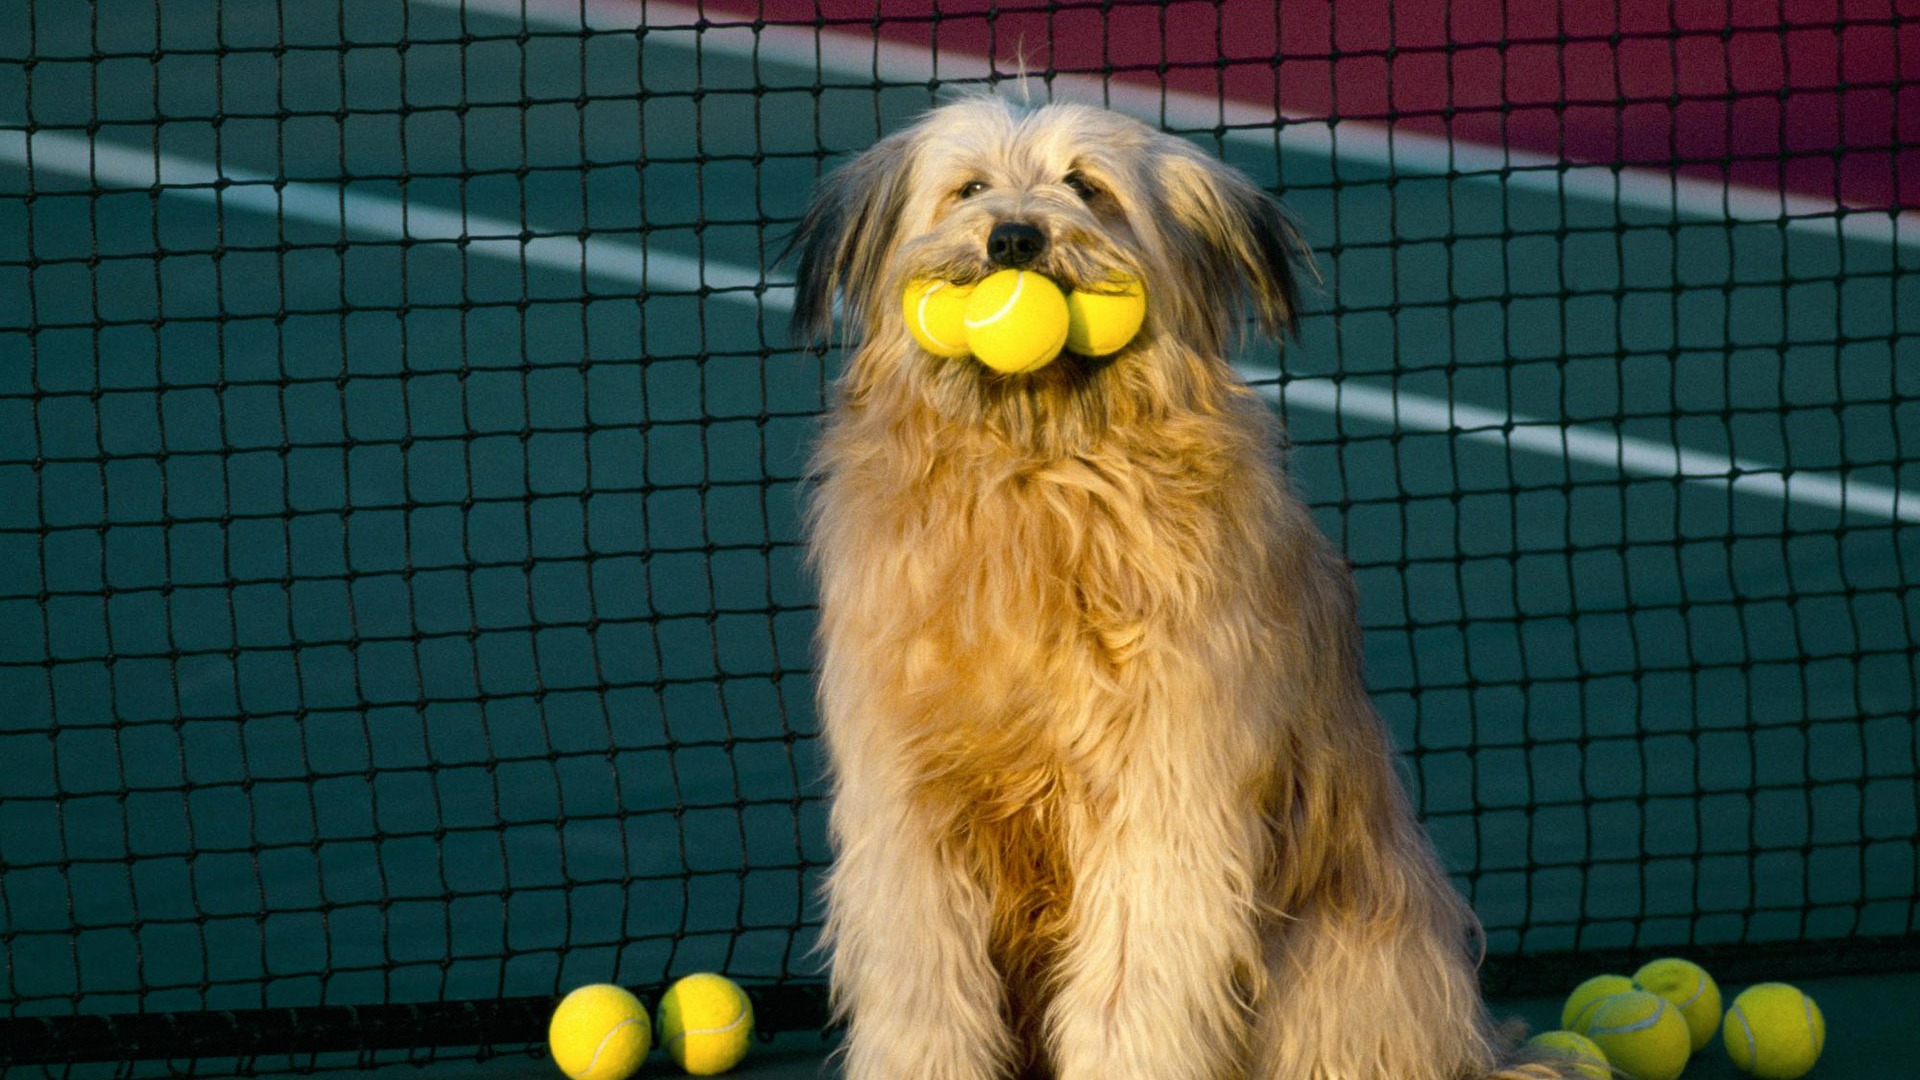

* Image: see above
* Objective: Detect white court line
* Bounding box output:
[426,0,1916,251]
[6,128,1916,524]
[0,128,784,304]
[1248,371,1920,525]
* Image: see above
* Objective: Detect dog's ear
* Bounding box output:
[1158,147,1309,342]
[784,132,917,345]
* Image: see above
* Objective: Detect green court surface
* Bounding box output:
[2,0,1917,1075]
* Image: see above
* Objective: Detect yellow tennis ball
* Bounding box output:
[1525,1030,1611,1079]
[961,269,1069,374]
[1723,983,1825,1079]
[1634,956,1723,1053]
[1563,973,1637,1031]
[1064,276,1146,357]
[656,973,753,1075]
[1582,990,1693,1080]
[902,279,975,358]
[548,984,651,1080]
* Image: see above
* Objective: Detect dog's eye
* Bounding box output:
[1063,172,1097,200]
[958,180,988,199]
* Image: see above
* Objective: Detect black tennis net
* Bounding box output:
[2,0,1916,1071]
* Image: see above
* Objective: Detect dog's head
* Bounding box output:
[789,97,1306,430]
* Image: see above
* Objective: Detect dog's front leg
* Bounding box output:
[823,759,1015,1080]
[1043,698,1270,1080]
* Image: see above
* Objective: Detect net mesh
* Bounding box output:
[2,0,1917,1071]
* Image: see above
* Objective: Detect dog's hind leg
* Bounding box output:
[1245,844,1577,1080]
[1249,896,1499,1080]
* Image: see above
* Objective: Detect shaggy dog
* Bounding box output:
[791,96,1564,1080]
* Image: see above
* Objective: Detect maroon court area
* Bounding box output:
[686,0,1918,211]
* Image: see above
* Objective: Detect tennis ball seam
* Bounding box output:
[914,286,963,353]
[1641,967,1706,1010]
[579,1016,645,1080]
[1586,1002,1670,1037]
[964,271,1029,329]
[663,1009,750,1046]
[1727,1004,1757,1065]
[1563,974,1637,1031]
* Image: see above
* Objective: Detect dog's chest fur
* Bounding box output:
[816,399,1276,747]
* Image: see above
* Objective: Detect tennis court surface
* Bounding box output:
[2,1,1917,1077]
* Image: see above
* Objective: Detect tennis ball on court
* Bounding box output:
[1634,956,1722,1053]
[1525,1030,1611,1079]
[1064,276,1147,356]
[1723,982,1825,1079]
[1582,990,1693,1080]
[548,984,651,1080]
[1562,973,1637,1031]
[962,269,1069,374]
[902,279,976,358]
[657,972,754,1075]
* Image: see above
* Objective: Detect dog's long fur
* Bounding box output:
[793,98,1567,1080]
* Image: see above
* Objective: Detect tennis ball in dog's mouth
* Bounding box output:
[1065,275,1147,356]
[961,269,1070,374]
[903,278,976,358]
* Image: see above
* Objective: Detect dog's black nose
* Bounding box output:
[986,222,1047,267]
